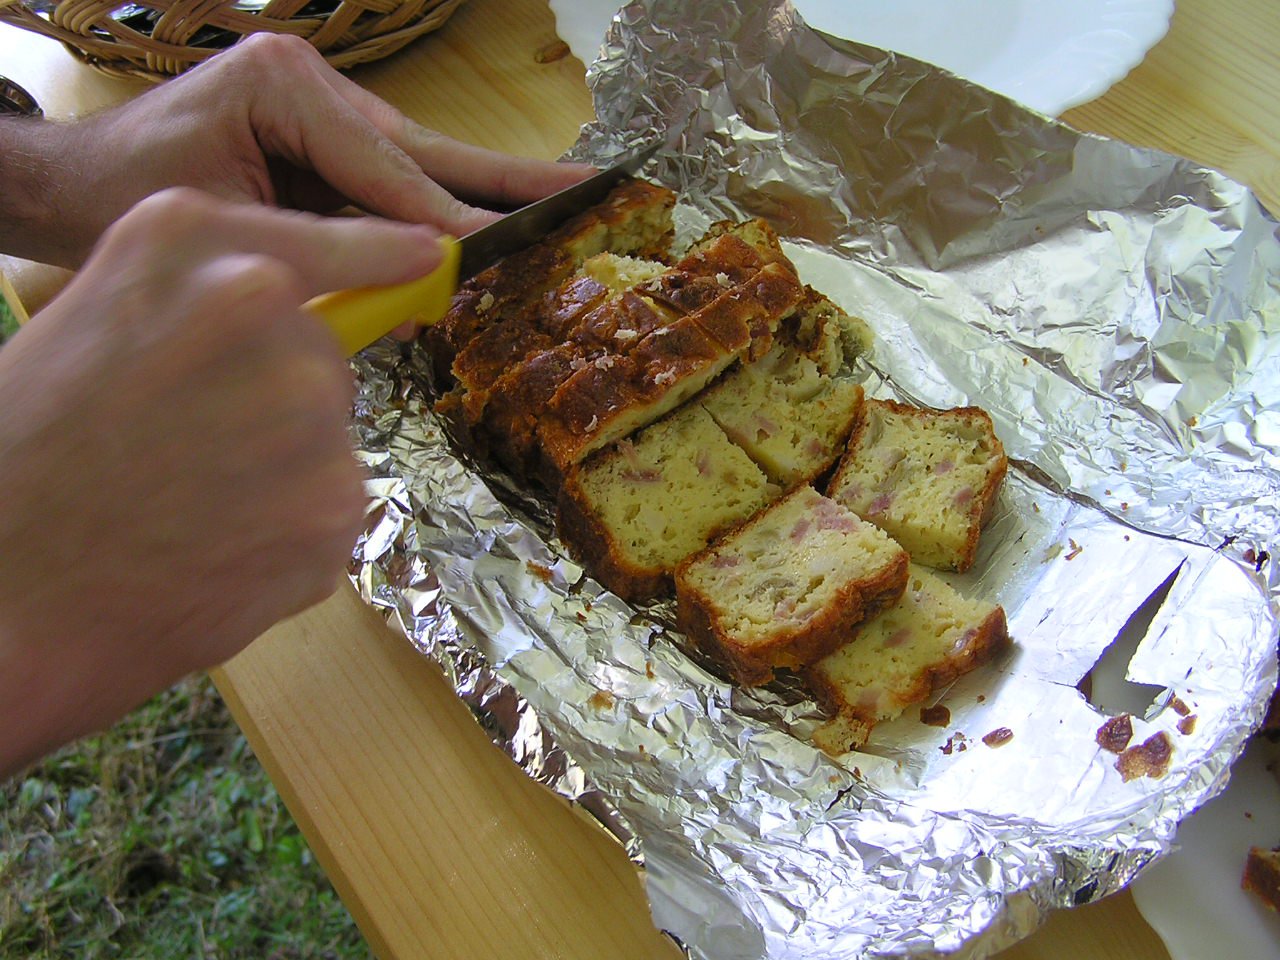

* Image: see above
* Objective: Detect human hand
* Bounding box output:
[0,188,441,775]
[18,34,593,269]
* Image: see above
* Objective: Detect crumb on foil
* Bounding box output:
[1116,731,1173,782]
[1096,714,1134,754]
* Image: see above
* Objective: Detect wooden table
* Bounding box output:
[3,1,1277,957]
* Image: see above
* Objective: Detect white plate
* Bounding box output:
[547,0,1173,116]
[1130,735,1280,960]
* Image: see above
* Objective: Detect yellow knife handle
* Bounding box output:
[305,235,461,357]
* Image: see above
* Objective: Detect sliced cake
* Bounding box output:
[808,565,1010,753]
[827,400,1007,572]
[424,177,676,381]
[556,404,779,602]
[537,261,804,482]
[699,345,864,489]
[675,486,909,686]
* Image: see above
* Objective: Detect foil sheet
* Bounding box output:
[348,1,1280,956]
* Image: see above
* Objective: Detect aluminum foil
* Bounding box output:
[348,1,1280,956]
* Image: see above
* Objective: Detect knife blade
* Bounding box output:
[306,140,661,357]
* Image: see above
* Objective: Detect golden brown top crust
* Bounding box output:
[425,178,676,379]
[428,243,571,373]
[641,232,776,314]
[534,274,611,341]
[693,262,802,355]
[452,320,552,396]
[481,344,594,472]
[568,290,676,352]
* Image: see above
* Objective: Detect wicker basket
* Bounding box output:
[0,0,467,80]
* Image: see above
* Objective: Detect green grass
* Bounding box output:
[0,676,371,960]
[0,296,18,343]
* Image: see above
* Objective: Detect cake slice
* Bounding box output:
[827,400,1007,572]
[808,565,1010,753]
[538,261,804,482]
[675,486,909,686]
[556,404,779,602]
[699,346,864,488]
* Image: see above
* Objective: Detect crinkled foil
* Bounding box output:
[348,1,1280,956]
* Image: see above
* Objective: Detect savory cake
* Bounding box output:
[699,344,864,488]
[808,565,1010,753]
[827,400,1007,572]
[425,177,676,382]
[675,485,909,686]
[556,404,780,602]
[536,260,804,482]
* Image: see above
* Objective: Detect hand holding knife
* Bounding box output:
[305,141,661,356]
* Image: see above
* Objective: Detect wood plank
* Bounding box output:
[1062,0,1280,212]
[214,586,682,959]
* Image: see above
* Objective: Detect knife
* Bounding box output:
[306,141,662,357]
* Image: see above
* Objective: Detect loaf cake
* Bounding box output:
[827,400,1007,572]
[556,403,780,602]
[675,485,909,686]
[809,565,1009,753]
[438,202,809,488]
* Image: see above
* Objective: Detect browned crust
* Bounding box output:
[480,344,591,482]
[827,399,1008,573]
[452,321,553,421]
[806,605,1011,723]
[537,265,804,478]
[639,231,777,314]
[423,178,675,381]
[554,470,671,602]
[567,290,676,352]
[673,492,910,688]
[533,273,610,341]
[1243,846,1280,911]
[424,243,571,383]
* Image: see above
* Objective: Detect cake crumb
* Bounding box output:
[1178,714,1198,736]
[525,560,554,582]
[1170,696,1191,716]
[1242,846,1280,911]
[534,39,571,63]
[1116,731,1173,782]
[982,727,1014,747]
[920,704,951,727]
[1096,714,1134,754]
[588,690,615,711]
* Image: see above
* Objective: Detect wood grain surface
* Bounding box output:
[3,0,1276,957]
